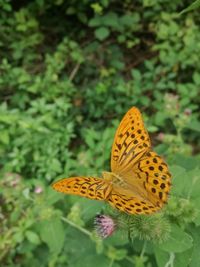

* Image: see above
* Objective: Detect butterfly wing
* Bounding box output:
[111,107,151,175]
[132,150,171,207]
[110,107,171,213]
[108,187,160,215]
[52,176,112,200]
[107,151,171,215]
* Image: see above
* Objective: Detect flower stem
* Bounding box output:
[140,240,147,258]
[61,216,92,237]
[109,258,114,267]
[165,252,175,267]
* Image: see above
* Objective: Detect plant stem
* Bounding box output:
[164,252,175,267]
[140,240,147,258]
[61,216,92,237]
[109,258,114,267]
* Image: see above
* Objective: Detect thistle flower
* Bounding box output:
[94,214,116,238]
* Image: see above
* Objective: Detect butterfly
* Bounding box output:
[52,107,171,215]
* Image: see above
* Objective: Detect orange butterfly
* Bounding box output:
[52,107,171,215]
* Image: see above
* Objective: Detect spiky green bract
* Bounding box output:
[165,197,197,226]
[128,213,171,243]
[106,208,171,244]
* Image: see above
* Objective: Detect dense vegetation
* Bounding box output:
[1,0,200,266]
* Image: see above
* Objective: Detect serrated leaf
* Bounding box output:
[174,248,193,267]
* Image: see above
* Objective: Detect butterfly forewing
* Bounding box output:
[111,107,151,174]
[52,177,112,200]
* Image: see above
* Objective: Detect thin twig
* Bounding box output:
[69,62,81,82]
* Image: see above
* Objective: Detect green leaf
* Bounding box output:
[169,166,200,199]
[187,120,200,132]
[39,218,65,254]
[51,158,62,172]
[174,249,193,267]
[45,188,64,205]
[171,155,200,170]
[88,16,101,27]
[65,227,110,267]
[0,130,9,144]
[78,198,104,221]
[102,12,119,28]
[107,246,127,261]
[159,225,193,253]
[154,247,169,267]
[193,71,200,85]
[94,27,110,40]
[143,0,157,7]
[189,226,200,267]
[192,197,200,226]
[25,230,41,245]
[170,165,187,196]
[155,247,193,267]
[120,14,140,26]
[91,3,103,15]
[185,168,200,199]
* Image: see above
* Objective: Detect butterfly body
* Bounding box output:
[102,171,126,186]
[52,107,171,215]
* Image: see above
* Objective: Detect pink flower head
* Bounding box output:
[34,186,43,194]
[184,108,192,116]
[157,132,165,142]
[94,214,116,238]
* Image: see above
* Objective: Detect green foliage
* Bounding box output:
[180,0,200,14]
[0,0,200,266]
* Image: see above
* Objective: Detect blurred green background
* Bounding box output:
[1,0,200,266]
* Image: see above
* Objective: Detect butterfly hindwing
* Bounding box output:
[133,150,171,206]
[108,188,160,215]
